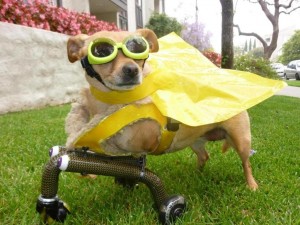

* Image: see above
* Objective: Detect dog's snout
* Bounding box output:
[122,64,139,78]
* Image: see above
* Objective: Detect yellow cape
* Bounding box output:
[90,33,286,127]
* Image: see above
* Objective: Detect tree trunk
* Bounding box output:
[220,0,234,69]
[234,0,300,60]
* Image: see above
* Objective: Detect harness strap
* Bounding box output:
[81,57,106,85]
[74,104,176,155]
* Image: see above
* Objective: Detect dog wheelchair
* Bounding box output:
[36,146,186,224]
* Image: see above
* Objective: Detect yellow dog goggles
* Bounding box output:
[87,36,150,65]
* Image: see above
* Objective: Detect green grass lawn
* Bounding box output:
[287,80,300,87]
[0,96,299,225]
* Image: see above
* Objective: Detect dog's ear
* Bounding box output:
[67,34,89,63]
[136,29,159,53]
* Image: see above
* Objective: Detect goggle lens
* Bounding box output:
[125,38,148,53]
[91,42,114,58]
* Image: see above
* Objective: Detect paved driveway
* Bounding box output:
[276,86,300,98]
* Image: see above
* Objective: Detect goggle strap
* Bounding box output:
[81,57,105,86]
[142,55,149,69]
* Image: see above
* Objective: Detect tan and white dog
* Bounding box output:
[65,29,258,190]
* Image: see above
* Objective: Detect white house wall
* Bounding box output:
[127,0,137,31]
[62,0,90,13]
[53,0,162,31]
[143,0,155,27]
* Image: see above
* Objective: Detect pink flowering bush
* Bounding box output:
[203,51,222,67]
[0,0,119,35]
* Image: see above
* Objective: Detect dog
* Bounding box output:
[65,29,258,190]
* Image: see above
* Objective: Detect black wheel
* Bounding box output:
[295,73,300,80]
[36,196,70,224]
[159,195,186,225]
[284,74,289,80]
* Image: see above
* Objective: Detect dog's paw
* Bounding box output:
[248,181,259,191]
[195,151,210,170]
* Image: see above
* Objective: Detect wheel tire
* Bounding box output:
[295,73,300,80]
[284,74,289,80]
[159,195,186,225]
[56,200,70,222]
[36,197,70,224]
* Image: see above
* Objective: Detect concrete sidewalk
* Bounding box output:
[275,86,300,98]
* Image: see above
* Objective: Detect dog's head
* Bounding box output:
[67,29,159,91]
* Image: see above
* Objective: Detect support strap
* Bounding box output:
[74,104,176,155]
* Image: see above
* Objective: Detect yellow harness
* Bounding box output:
[74,102,176,155]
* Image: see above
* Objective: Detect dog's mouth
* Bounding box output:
[117,81,141,90]
[104,67,143,91]
[105,79,142,91]
[118,81,140,87]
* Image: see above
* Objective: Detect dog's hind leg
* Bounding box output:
[229,135,258,190]
[223,113,258,190]
[191,138,209,170]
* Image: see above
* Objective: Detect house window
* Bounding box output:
[135,0,143,28]
[45,0,62,7]
[119,11,128,31]
[56,0,62,7]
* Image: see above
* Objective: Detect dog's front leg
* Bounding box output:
[65,102,90,147]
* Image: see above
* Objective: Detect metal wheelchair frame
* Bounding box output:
[36,146,186,224]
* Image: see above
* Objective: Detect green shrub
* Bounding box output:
[247,47,264,58]
[145,13,182,38]
[234,55,279,79]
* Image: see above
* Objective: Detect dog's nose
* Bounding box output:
[122,64,139,78]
